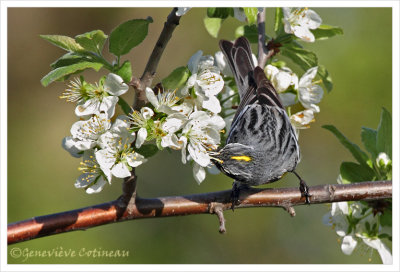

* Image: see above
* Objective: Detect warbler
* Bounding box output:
[211,37,310,207]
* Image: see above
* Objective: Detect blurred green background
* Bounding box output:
[7,8,392,264]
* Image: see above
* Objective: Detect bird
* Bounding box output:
[210,36,310,208]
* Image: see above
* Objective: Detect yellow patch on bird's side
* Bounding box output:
[231,155,252,162]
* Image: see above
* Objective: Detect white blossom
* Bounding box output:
[179,111,225,167]
[298,67,324,112]
[282,7,322,42]
[145,87,192,115]
[376,152,391,168]
[323,201,392,264]
[323,202,358,255]
[96,117,146,178]
[75,150,112,194]
[129,107,154,148]
[160,113,188,149]
[266,65,299,93]
[61,74,128,118]
[69,113,111,151]
[290,109,315,132]
[183,51,224,113]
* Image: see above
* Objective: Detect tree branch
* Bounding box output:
[130,7,181,109]
[121,8,181,211]
[8,180,392,244]
[257,8,268,68]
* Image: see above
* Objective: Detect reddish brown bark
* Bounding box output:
[8,180,392,245]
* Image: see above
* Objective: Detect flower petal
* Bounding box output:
[75,173,95,188]
[214,51,233,77]
[145,87,159,108]
[193,163,206,184]
[303,9,322,29]
[188,50,203,74]
[161,134,182,150]
[179,136,188,164]
[104,73,129,96]
[299,66,319,87]
[362,238,393,264]
[141,107,154,120]
[75,98,100,117]
[188,142,210,167]
[111,162,131,178]
[136,127,147,148]
[201,95,222,113]
[85,177,107,194]
[100,96,119,119]
[62,136,83,158]
[341,235,358,255]
[126,152,147,167]
[293,26,315,42]
[197,70,224,96]
[162,113,187,133]
[95,148,116,172]
[279,93,297,107]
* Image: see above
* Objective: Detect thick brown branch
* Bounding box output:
[8,181,391,245]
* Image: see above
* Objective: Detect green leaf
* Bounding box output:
[75,30,108,54]
[109,18,152,56]
[280,42,318,70]
[274,8,284,33]
[380,209,392,227]
[376,107,392,158]
[204,17,223,38]
[117,97,131,115]
[323,125,370,167]
[340,162,375,183]
[115,60,132,83]
[361,127,378,160]
[235,24,259,43]
[311,24,343,40]
[41,62,103,87]
[317,64,333,92]
[243,8,258,25]
[136,144,159,158]
[40,34,84,52]
[50,53,92,69]
[206,8,232,19]
[162,66,190,90]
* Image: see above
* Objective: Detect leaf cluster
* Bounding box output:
[41,18,153,86]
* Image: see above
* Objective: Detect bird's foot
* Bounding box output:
[293,171,311,204]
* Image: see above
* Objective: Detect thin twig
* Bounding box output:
[7,181,392,244]
[209,203,226,233]
[130,7,181,109]
[257,8,268,68]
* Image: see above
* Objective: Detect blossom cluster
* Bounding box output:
[61,50,228,192]
[265,64,323,136]
[61,74,147,193]
[322,153,392,264]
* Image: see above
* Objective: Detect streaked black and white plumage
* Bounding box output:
[212,37,309,204]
